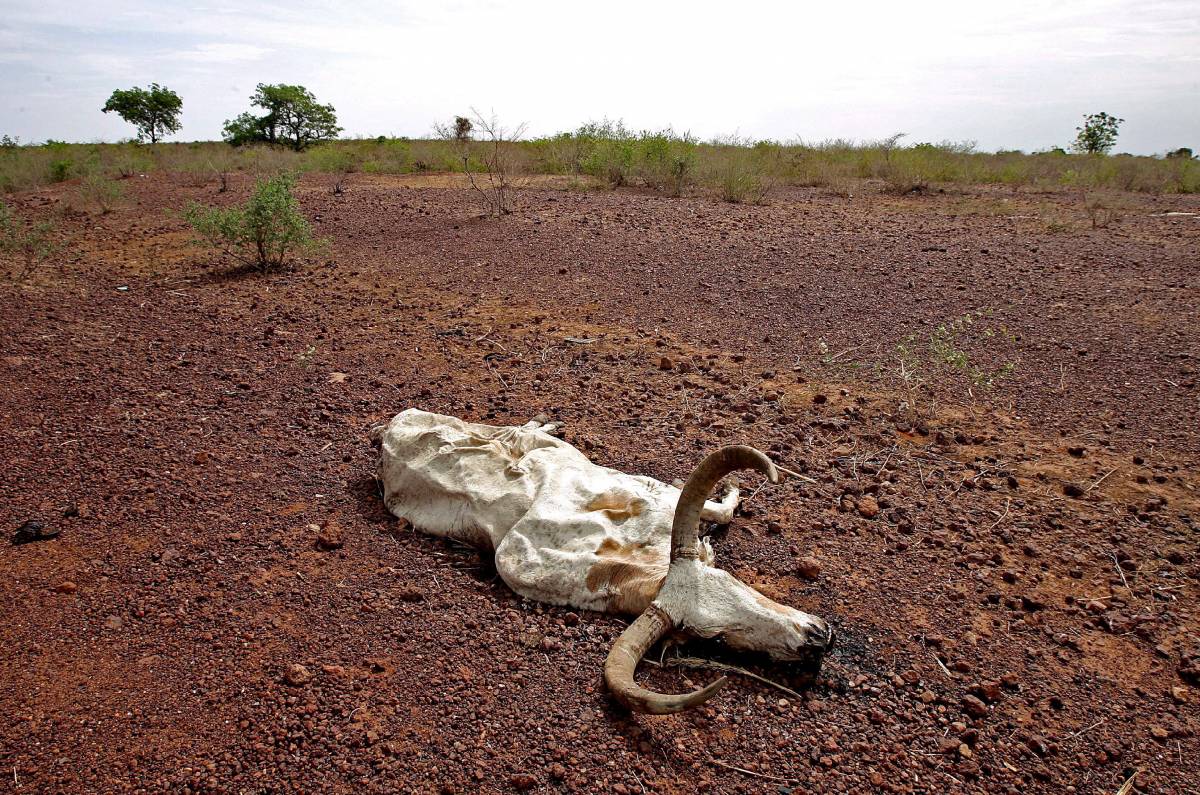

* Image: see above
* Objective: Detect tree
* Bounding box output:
[453,116,473,142]
[222,84,341,151]
[101,84,182,144]
[1072,112,1123,154]
[1166,147,1194,160]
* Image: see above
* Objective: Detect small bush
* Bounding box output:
[185,173,321,270]
[77,171,125,214]
[636,129,697,197]
[49,159,74,183]
[307,145,361,193]
[707,136,774,204]
[0,202,58,280]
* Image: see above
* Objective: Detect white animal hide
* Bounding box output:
[375,409,830,660]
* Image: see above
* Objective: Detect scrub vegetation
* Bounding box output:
[3,128,1196,199]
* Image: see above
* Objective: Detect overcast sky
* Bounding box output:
[2,0,1197,154]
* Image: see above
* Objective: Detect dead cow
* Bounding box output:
[373,408,832,713]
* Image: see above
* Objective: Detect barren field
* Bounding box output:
[2,174,1198,794]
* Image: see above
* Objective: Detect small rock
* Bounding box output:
[1026,735,1050,756]
[13,520,58,545]
[973,681,1003,703]
[396,587,424,603]
[657,356,673,371]
[1150,725,1170,740]
[1062,482,1086,498]
[796,556,822,580]
[510,773,537,791]
[284,663,313,686]
[315,520,344,551]
[856,496,879,519]
[1170,686,1189,704]
[104,615,124,630]
[54,581,78,594]
[961,695,989,718]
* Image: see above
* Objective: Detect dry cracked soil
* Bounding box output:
[1,173,1198,794]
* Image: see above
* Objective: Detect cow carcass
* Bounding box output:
[373,408,832,713]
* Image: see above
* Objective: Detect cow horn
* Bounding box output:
[670,445,778,561]
[603,604,729,714]
[604,446,778,713]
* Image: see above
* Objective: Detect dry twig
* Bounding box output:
[662,655,803,700]
[706,758,798,784]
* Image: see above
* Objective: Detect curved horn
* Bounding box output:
[670,445,778,561]
[603,604,728,714]
[604,446,777,713]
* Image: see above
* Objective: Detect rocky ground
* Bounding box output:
[1,173,1197,794]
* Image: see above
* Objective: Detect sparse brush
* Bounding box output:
[892,310,1018,417]
[307,144,362,194]
[185,172,323,270]
[1,135,1197,199]
[76,171,125,214]
[441,110,527,217]
[1080,192,1126,229]
[0,201,59,280]
[707,137,775,204]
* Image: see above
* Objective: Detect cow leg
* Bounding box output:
[698,481,740,525]
[522,414,561,435]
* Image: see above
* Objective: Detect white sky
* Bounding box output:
[1,0,1197,153]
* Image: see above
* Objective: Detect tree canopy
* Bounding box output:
[101,84,183,144]
[1072,112,1124,155]
[222,84,341,151]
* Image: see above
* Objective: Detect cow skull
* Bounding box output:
[373,409,832,714]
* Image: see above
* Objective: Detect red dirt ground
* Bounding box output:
[1,173,1197,794]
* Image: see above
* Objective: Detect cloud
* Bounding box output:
[0,0,1196,152]
[174,42,272,63]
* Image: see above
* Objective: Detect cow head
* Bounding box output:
[604,446,833,714]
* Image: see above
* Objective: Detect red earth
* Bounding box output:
[1,172,1197,794]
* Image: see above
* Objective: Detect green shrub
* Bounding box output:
[49,159,74,182]
[360,138,411,174]
[635,129,697,197]
[185,173,321,270]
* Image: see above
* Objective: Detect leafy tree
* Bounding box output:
[101,84,183,143]
[453,116,473,142]
[222,84,341,151]
[1072,112,1124,154]
[1166,147,1194,160]
[185,173,322,270]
